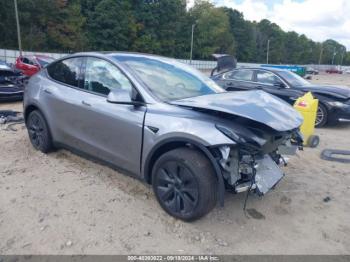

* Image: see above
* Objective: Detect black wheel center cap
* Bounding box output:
[174,183,180,190]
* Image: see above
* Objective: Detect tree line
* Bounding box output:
[1,0,349,65]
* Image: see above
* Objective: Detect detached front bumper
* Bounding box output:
[217,143,298,196]
[254,155,284,195]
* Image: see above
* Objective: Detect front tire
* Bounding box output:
[27,110,53,153]
[315,103,328,128]
[152,148,217,221]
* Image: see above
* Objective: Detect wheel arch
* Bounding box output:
[143,137,226,206]
[24,103,54,140]
[24,104,40,123]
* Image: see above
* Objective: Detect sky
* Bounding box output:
[187,0,350,49]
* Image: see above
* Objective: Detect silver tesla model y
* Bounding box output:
[24,52,303,221]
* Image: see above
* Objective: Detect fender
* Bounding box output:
[143,137,226,206]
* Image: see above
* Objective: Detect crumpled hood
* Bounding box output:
[297,85,350,99]
[171,90,303,132]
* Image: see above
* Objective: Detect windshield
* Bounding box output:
[113,55,224,101]
[36,57,55,67]
[278,71,312,86]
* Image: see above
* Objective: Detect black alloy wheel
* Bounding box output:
[152,148,217,221]
[315,103,328,127]
[155,160,199,215]
[27,110,53,153]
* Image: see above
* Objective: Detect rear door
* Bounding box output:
[220,69,256,91]
[44,57,85,143]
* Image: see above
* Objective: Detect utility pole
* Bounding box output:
[266,39,270,64]
[190,24,195,65]
[340,48,345,66]
[331,46,336,65]
[318,45,323,65]
[14,0,22,56]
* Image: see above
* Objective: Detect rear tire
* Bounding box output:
[315,103,328,128]
[152,147,217,221]
[26,110,53,153]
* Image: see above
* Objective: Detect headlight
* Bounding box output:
[328,101,347,108]
[215,124,246,143]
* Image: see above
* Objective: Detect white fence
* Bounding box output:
[1,48,349,71]
[0,49,66,64]
[0,48,221,69]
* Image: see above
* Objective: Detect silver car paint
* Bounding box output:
[141,103,236,174]
[24,52,302,182]
[24,59,236,178]
[171,90,303,132]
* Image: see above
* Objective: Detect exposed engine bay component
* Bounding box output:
[219,146,240,185]
[254,155,284,195]
[216,128,300,196]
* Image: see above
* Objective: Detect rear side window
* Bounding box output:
[224,70,253,81]
[47,58,82,87]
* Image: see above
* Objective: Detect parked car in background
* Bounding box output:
[212,67,350,127]
[306,67,319,75]
[261,64,306,77]
[15,55,55,77]
[24,52,303,221]
[0,60,27,101]
[326,67,343,74]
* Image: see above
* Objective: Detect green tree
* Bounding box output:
[47,0,87,52]
[321,39,346,65]
[130,0,188,57]
[1,0,349,65]
[189,0,234,59]
[84,0,136,51]
[255,19,285,63]
[0,0,17,49]
[223,8,256,62]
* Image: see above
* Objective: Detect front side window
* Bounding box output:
[84,57,133,96]
[256,71,282,86]
[47,58,82,87]
[224,69,254,81]
[278,71,311,86]
[113,55,224,101]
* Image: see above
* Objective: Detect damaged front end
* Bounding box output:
[171,90,304,198]
[212,123,303,196]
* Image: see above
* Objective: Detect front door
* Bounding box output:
[75,57,146,175]
[254,70,302,105]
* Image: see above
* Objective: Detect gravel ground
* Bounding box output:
[0,73,349,255]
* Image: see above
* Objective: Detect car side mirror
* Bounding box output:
[274,82,286,89]
[107,89,133,104]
